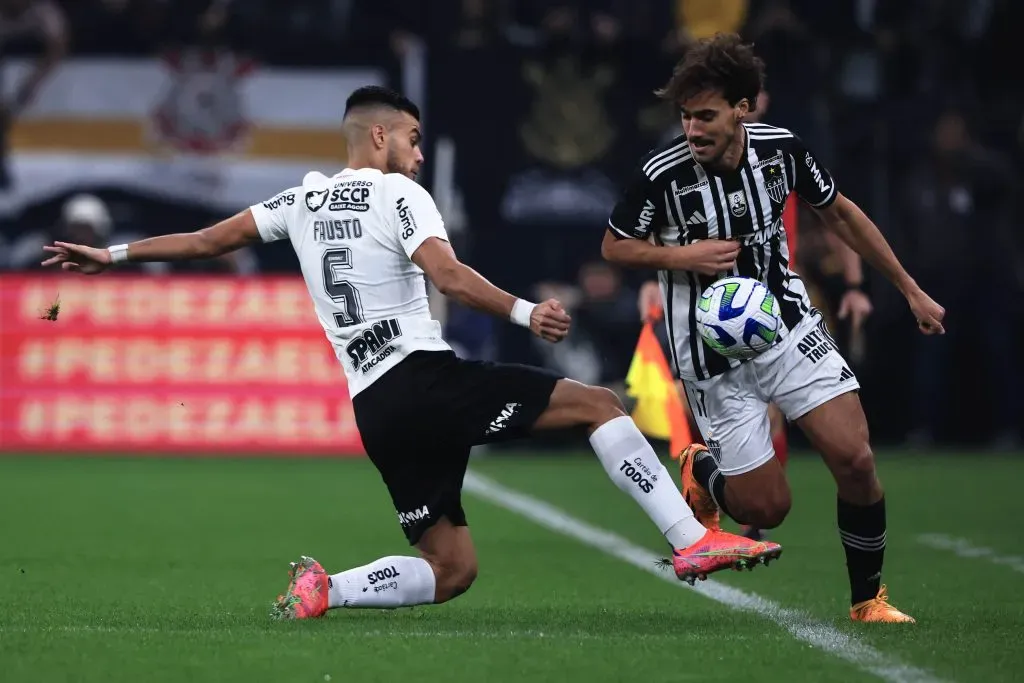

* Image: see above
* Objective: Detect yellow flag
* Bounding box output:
[625,321,692,456]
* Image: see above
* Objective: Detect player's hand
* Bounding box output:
[531,299,571,343]
[41,241,112,275]
[906,287,945,335]
[837,289,873,334]
[680,240,740,276]
[637,280,662,321]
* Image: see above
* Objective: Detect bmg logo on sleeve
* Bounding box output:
[396,197,418,240]
[262,192,295,211]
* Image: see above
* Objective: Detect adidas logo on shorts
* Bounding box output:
[838,366,854,383]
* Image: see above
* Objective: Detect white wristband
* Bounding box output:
[510,298,537,328]
[108,244,129,264]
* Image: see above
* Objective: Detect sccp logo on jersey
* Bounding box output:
[329,184,371,212]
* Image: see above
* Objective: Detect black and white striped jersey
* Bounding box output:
[607,122,838,381]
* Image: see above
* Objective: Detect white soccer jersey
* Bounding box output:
[250,168,452,396]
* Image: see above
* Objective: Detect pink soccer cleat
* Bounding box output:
[669,528,783,585]
[270,555,329,620]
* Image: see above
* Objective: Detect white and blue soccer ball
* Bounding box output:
[695,276,782,360]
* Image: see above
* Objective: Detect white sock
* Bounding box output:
[589,416,707,548]
[327,556,437,609]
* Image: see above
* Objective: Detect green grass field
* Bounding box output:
[0,451,1021,682]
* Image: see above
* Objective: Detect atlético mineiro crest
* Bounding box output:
[152,49,254,154]
[763,163,787,204]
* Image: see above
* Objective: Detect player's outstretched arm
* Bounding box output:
[41,210,263,274]
[814,194,945,335]
[411,237,570,343]
[601,230,739,276]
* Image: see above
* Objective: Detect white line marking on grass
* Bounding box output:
[465,471,946,683]
[917,533,1024,574]
[0,625,726,645]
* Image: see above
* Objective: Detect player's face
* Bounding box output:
[679,90,747,165]
[385,113,424,180]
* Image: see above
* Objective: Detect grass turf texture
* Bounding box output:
[0,452,1021,682]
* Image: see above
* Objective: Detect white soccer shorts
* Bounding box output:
[682,311,860,475]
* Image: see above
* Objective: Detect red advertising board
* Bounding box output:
[0,275,364,455]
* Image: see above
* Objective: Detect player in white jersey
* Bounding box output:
[42,86,781,620]
[603,35,946,623]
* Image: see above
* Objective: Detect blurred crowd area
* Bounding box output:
[0,0,1022,447]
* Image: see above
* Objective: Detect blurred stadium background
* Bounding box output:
[0,2,1022,681]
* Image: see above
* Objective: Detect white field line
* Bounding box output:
[0,625,709,642]
[465,471,946,683]
[917,533,1024,574]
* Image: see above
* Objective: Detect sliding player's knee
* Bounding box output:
[584,385,627,426]
[430,555,478,603]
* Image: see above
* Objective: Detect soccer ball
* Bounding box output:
[695,276,782,360]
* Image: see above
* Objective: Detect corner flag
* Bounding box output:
[625,313,692,456]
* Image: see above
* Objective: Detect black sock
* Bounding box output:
[691,450,735,520]
[837,496,886,605]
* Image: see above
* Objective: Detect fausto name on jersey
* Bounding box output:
[313,219,363,242]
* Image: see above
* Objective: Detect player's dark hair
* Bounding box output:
[343,86,420,121]
[656,33,765,108]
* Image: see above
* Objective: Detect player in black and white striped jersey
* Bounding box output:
[603,33,945,622]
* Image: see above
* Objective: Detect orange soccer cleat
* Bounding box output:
[850,585,916,623]
[670,528,782,585]
[270,555,329,620]
[674,444,721,530]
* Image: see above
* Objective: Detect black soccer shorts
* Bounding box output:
[352,350,561,545]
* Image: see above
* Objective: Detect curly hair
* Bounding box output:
[656,33,766,108]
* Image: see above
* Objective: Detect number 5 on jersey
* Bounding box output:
[322,248,365,327]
